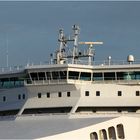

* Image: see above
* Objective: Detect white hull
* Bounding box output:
[0,114,139,140]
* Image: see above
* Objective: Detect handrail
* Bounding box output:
[1,59,140,74]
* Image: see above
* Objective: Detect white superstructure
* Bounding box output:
[0,25,140,139]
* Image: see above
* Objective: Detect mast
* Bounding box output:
[72,25,80,64]
[57,26,75,64]
[55,25,103,65]
[6,34,9,68]
[57,28,65,64]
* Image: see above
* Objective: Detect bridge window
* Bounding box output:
[30,73,38,81]
[116,72,124,80]
[80,72,91,81]
[116,72,136,80]
[38,72,45,80]
[46,72,51,80]
[60,71,67,79]
[104,72,115,80]
[0,77,24,88]
[26,74,32,84]
[117,124,125,139]
[68,71,79,80]
[90,132,98,140]
[93,73,103,81]
[108,126,116,140]
[134,72,140,80]
[2,78,10,87]
[52,71,59,80]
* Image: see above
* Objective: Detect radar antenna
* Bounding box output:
[79,42,103,65]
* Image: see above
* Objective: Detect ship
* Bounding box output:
[0,25,140,139]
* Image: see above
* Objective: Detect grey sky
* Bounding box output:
[0,1,139,67]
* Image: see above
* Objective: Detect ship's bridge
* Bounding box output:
[24,64,93,85]
[1,61,140,89]
[24,62,140,86]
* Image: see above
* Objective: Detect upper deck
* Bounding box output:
[0,55,140,88]
[0,25,140,88]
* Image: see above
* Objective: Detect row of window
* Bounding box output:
[90,124,125,140]
[85,91,100,96]
[93,71,140,81]
[85,90,140,97]
[0,70,140,89]
[38,91,137,98]
[30,71,67,81]
[37,90,140,99]
[18,94,26,100]
[38,92,71,98]
[0,77,24,89]
[28,71,140,82]
[2,94,25,102]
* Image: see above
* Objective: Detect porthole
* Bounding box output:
[67,92,70,97]
[85,91,89,96]
[3,96,6,102]
[23,94,25,99]
[58,92,62,97]
[46,92,50,98]
[90,132,98,140]
[117,124,125,139]
[99,129,107,139]
[18,94,21,100]
[108,126,116,140]
[118,91,122,96]
[136,91,140,96]
[96,91,100,96]
[38,93,42,98]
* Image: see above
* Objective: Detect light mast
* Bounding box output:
[72,25,80,64]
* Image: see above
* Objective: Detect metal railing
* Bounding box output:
[1,59,140,74]
[24,77,140,86]
[24,79,68,85]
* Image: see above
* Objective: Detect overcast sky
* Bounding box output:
[0,1,140,67]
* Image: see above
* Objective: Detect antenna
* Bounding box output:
[6,34,9,68]
[72,25,80,64]
[79,41,103,65]
[79,42,103,45]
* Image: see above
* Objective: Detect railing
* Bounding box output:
[0,76,139,89]
[26,59,140,66]
[0,66,24,74]
[24,79,68,85]
[92,79,140,84]
[24,77,140,86]
[1,112,140,120]
[1,59,140,74]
